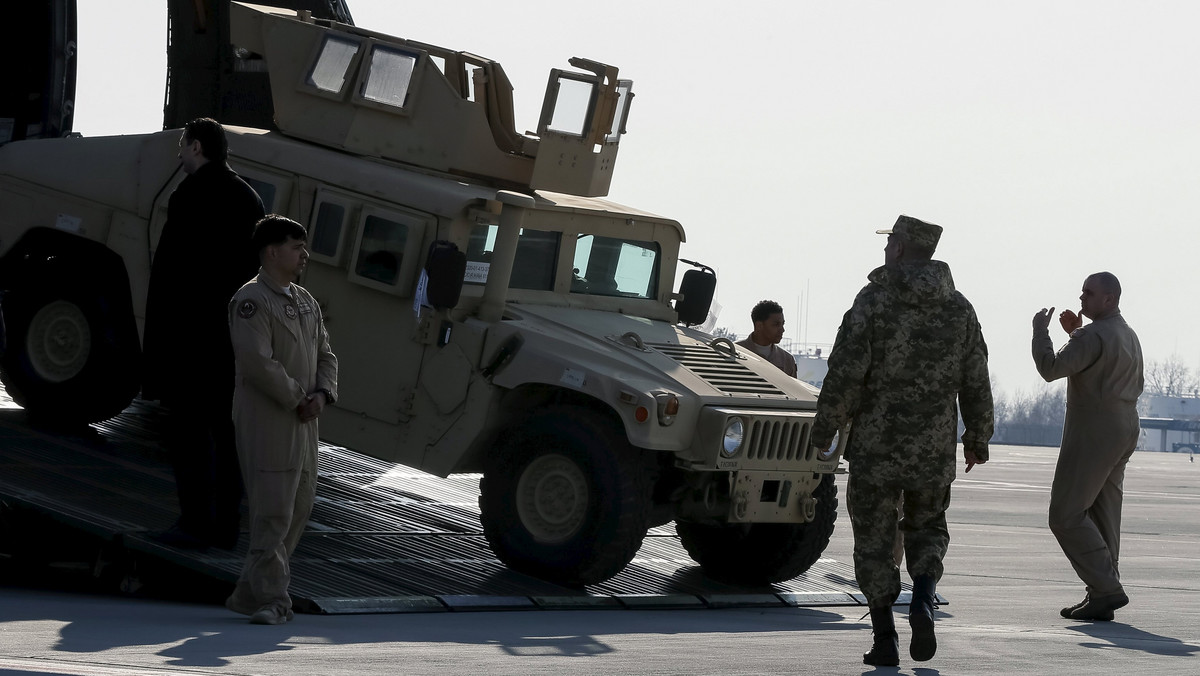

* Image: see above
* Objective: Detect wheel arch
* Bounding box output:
[0,227,141,400]
[455,382,636,473]
[0,227,139,335]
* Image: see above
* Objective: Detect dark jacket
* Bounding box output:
[142,161,265,406]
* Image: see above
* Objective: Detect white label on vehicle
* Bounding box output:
[464,261,490,284]
[55,213,82,233]
[560,369,585,388]
[413,268,430,316]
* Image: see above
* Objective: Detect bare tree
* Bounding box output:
[1144,354,1199,397]
[994,383,1066,426]
[991,376,1011,425]
[1028,386,1067,426]
[991,382,1066,446]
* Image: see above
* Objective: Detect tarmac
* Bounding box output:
[0,441,1197,674]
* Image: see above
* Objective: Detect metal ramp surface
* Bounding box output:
[0,395,885,614]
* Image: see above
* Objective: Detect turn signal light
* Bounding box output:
[655,393,680,426]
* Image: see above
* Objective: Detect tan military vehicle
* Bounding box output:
[0,2,842,585]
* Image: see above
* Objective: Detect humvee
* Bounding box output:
[0,2,843,585]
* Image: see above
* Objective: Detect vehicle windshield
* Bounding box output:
[570,234,659,299]
[464,225,659,299]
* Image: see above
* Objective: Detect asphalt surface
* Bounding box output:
[0,444,1197,675]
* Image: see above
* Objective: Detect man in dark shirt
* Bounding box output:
[735,300,797,377]
[143,118,265,550]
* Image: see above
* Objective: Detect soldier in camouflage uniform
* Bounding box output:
[812,215,994,666]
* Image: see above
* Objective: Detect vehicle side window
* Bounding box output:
[462,223,559,291]
[243,177,277,212]
[361,44,419,108]
[354,215,407,285]
[463,223,496,284]
[310,202,345,258]
[307,34,361,96]
[510,229,560,290]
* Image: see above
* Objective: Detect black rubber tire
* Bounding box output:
[0,286,138,425]
[479,406,652,586]
[676,472,838,585]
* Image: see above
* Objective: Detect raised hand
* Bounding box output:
[1058,308,1082,334]
[1032,307,1055,332]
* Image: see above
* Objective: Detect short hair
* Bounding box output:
[252,214,308,255]
[183,117,228,163]
[1088,271,1122,300]
[751,299,784,323]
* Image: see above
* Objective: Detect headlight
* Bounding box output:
[721,418,744,457]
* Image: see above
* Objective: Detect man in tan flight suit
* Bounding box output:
[1032,271,1142,622]
[225,215,338,625]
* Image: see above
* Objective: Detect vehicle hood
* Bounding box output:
[487,305,819,408]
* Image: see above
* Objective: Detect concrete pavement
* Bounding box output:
[1,444,1197,675]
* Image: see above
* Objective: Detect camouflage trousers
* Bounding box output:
[847,472,951,608]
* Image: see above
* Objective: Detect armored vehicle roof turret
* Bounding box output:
[231,2,633,197]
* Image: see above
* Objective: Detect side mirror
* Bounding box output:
[674,267,716,326]
[424,240,466,310]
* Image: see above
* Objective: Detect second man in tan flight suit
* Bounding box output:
[1032,272,1142,622]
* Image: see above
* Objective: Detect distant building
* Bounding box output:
[1139,393,1200,453]
[782,339,830,389]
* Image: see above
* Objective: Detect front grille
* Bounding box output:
[648,342,786,396]
[745,417,813,462]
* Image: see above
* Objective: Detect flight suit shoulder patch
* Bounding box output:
[237,299,258,319]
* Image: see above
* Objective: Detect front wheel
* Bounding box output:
[0,288,138,425]
[479,406,653,586]
[676,472,838,585]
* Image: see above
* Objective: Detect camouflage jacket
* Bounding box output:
[811,260,994,486]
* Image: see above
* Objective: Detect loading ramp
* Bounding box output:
[0,393,892,614]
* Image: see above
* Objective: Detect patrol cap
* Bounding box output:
[876,215,942,251]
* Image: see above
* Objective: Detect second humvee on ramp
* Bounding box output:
[0,2,842,586]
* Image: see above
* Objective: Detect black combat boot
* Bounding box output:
[909,575,938,661]
[1060,591,1090,618]
[1067,590,1127,622]
[863,605,900,666]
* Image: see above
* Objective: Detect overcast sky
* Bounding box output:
[75,1,1200,395]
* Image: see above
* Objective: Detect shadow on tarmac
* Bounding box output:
[1068,621,1200,656]
[0,584,864,668]
[857,664,942,675]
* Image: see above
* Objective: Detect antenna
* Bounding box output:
[804,279,811,346]
[796,293,802,352]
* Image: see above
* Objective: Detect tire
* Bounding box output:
[479,406,652,586]
[676,472,838,585]
[0,286,138,425]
